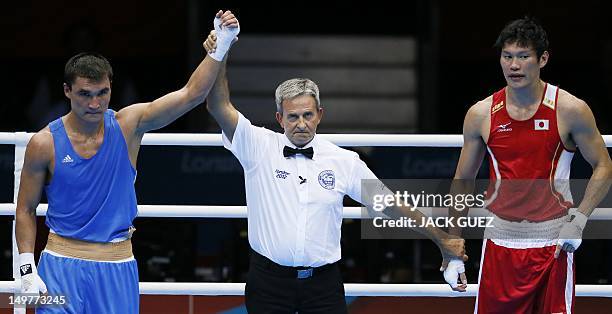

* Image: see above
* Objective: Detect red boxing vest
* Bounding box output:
[485,83,574,222]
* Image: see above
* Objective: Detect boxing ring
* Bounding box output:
[1,132,611,311]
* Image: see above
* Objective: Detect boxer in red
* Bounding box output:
[452,16,611,313]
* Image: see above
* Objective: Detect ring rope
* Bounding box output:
[2,132,611,147]
[1,282,611,297]
[1,204,611,220]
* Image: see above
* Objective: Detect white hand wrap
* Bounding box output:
[443,259,465,288]
[19,253,47,294]
[208,17,240,61]
[556,211,588,252]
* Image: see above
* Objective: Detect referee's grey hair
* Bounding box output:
[275,78,321,113]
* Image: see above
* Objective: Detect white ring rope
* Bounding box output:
[0,282,611,297]
[1,132,611,147]
[2,131,611,298]
[1,204,611,220]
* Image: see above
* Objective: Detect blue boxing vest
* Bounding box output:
[45,110,137,242]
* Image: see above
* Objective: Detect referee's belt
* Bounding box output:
[250,248,338,279]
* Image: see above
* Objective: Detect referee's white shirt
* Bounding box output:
[223,113,379,267]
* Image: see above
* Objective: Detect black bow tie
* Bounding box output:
[283,146,314,159]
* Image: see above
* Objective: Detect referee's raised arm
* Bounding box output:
[205,34,239,143]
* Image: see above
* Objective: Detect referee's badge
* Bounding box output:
[318,170,335,190]
[534,119,549,130]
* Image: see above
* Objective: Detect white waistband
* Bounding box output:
[485,212,567,249]
[43,249,135,263]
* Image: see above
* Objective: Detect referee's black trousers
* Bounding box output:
[245,250,348,314]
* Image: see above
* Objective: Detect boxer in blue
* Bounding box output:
[14,10,239,313]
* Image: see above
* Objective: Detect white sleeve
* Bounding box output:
[346,155,393,212]
[222,112,268,171]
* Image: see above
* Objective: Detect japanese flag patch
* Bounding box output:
[534,119,549,130]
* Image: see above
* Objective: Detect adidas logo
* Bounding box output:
[20,264,32,276]
[62,155,74,163]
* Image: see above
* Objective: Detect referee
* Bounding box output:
[204,34,467,313]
